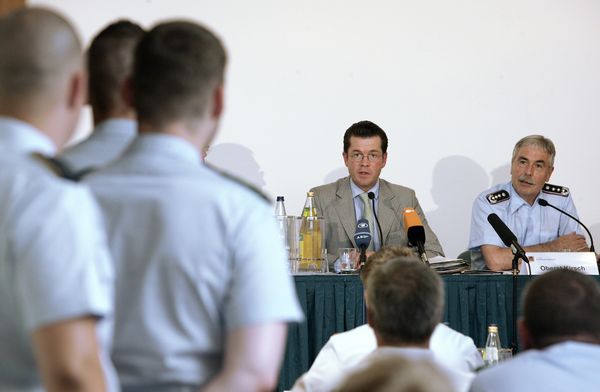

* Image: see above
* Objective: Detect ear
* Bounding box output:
[518,318,533,350]
[67,69,87,110]
[343,151,349,168]
[546,166,554,182]
[211,84,224,119]
[381,152,388,168]
[121,77,134,109]
[366,306,375,329]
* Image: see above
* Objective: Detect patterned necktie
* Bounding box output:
[358,192,375,251]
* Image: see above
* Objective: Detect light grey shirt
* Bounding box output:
[471,341,600,392]
[86,133,303,391]
[0,116,117,391]
[59,118,137,172]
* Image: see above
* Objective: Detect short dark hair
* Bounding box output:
[367,257,444,345]
[87,20,144,118]
[523,269,600,348]
[343,120,388,154]
[132,21,227,127]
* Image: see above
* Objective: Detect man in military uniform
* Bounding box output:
[86,21,303,391]
[0,8,116,391]
[311,120,444,268]
[59,20,144,174]
[469,135,588,270]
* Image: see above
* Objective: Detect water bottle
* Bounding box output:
[274,196,287,217]
[299,192,322,270]
[484,324,501,366]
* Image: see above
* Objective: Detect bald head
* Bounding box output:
[0,7,82,108]
[0,7,85,147]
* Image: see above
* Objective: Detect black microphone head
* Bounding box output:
[538,198,549,206]
[368,192,375,200]
[407,226,425,247]
[354,218,372,250]
[487,213,517,247]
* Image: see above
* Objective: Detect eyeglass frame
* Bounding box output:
[347,151,383,162]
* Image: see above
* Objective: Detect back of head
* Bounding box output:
[360,245,416,287]
[0,7,82,110]
[343,120,388,154]
[523,269,600,348]
[88,20,144,120]
[334,355,452,392]
[133,20,226,128]
[367,257,444,345]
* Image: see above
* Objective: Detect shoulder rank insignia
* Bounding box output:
[542,183,570,197]
[486,190,510,205]
[31,153,79,181]
[205,162,270,203]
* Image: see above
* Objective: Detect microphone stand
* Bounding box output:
[509,244,529,355]
[359,245,367,269]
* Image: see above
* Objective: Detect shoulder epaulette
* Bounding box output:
[205,163,270,203]
[31,153,78,181]
[486,189,510,205]
[542,183,570,197]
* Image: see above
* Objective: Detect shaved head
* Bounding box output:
[0,7,82,107]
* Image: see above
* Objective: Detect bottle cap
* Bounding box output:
[276,196,285,201]
[307,191,315,197]
[488,324,498,333]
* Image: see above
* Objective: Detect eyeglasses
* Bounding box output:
[349,152,382,162]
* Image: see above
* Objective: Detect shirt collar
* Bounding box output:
[0,116,56,155]
[127,133,202,166]
[350,178,380,199]
[508,182,539,214]
[94,118,137,136]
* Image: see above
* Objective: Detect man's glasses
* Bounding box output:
[348,152,382,162]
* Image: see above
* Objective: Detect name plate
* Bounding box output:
[520,252,599,275]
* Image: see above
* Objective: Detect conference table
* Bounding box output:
[277,273,572,391]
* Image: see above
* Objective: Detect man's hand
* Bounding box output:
[548,233,589,252]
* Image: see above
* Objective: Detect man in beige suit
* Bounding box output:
[311,120,444,268]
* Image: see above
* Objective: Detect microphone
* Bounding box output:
[487,213,529,271]
[368,192,384,249]
[403,208,429,265]
[538,199,595,252]
[354,218,372,268]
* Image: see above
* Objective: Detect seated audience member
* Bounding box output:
[310,120,444,268]
[292,247,476,391]
[468,135,588,270]
[0,7,116,392]
[334,354,453,392]
[86,20,303,392]
[59,20,144,174]
[471,269,600,391]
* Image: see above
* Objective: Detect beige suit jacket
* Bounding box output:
[310,177,444,264]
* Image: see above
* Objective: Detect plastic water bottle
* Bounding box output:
[484,324,501,366]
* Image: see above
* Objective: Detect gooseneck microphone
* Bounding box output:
[537,198,595,252]
[354,218,372,268]
[403,208,429,265]
[368,192,383,249]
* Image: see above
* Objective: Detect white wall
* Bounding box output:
[30,0,600,258]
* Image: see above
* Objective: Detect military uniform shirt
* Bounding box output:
[59,118,137,172]
[86,133,303,391]
[469,181,581,269]
[0,116,117,391]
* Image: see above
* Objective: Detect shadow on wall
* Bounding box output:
[426,156,489,259]
[491,163,511,186]
[205,143,266,191]
[323,167,348,185]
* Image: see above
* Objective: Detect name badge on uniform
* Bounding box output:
[520,252,599,275]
